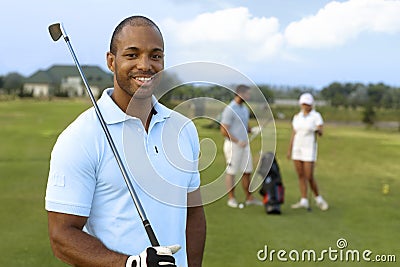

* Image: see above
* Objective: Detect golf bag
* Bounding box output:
[258,152,284,214]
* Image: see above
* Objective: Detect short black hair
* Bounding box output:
[235,84,250,94]
[109,15,163,54]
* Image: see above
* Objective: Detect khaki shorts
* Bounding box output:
[223,139,253,175]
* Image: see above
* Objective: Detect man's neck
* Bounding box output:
[127,97,154,131]
[111,89,154,130]
[234,96,244,105]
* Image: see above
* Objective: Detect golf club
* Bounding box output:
[248,117,272,143]
[48,22,160,246]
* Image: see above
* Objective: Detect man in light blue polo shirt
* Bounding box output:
[220,85,263,208]
[45,16,206,267]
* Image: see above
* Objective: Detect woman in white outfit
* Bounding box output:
[287,93,329,211]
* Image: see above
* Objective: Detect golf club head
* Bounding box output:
[48,23,67,41]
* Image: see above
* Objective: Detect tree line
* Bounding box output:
[160,82,400,109]
[2,71,399,127]
[0,72,25,95]
[1,72,399,111]
[320,82,400,109]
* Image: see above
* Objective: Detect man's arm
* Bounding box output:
[220,123,247,147]
[186,189,206,267]
[48,211,128,267]
[220,123,236,142]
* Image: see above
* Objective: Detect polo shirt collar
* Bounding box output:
[231,99,244,107]
[97,88,171,125]
[300,109,315,117]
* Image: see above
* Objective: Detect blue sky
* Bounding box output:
[1,0,400,89]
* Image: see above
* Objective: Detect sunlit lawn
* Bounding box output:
[0,99,398,266]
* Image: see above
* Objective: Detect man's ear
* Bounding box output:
[106,52,115,73]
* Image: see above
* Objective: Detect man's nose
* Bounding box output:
[137,55,151,71]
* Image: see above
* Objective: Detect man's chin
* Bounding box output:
[131,86,154,99]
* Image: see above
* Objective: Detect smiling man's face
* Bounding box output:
[107,25,164,100]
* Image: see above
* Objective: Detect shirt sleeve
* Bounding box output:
[185,120,201,193]
[220,105,233,126]
[45,122,97,217]
[315,111,324,126]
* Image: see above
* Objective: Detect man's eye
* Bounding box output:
[152,54,164,60]
[126,54,137,58]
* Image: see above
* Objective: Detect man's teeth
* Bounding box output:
[136,77,152,82]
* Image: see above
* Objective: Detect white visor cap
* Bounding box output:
[299,93,314,106]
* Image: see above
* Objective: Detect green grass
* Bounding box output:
[271,104,400,124]
[0,99,91,267]
[200,120,399,266]
[0,100,399,266]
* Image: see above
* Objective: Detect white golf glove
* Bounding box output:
[250,126,262,135]
[126,245,181,267]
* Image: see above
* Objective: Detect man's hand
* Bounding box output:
[126,245,181,267]
[236,140,247,148]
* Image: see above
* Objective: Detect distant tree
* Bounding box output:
[208,85,233,102]
[0,75,4,88]
[362,102,376,126]
[289,88,304,99]
[256,84,275,103]
[159,84,188,102]
[321,82,356,107]
[392,88,400,109]
[381,92,393,109]
[349,84,368,108]
[331,92,348,108]
[392,88,400,132]
[156,72,181,98]
[3,72,25,94]
[367,83,389,108]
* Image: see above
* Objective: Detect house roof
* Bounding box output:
[24,70,55,84]
[25,65,113,88]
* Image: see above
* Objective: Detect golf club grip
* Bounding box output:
[143,220,160,246]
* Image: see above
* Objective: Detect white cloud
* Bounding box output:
[284,0,400,49]
[162,7,284,64]
[160,0,400,82]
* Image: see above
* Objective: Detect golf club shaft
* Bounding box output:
[61,34,159,247]
[249,117,272,142]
